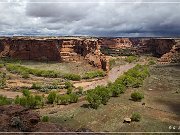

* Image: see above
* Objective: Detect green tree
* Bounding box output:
[86,91,102,109]
[47,91,57,104]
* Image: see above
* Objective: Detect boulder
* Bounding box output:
[124,118,131,123]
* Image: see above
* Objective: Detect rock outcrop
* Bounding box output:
[158,40,180,64]
[99,37,179,64]
[0,36,179,69]
[134,38,175,56]
[0,37,109,71]
[0,105,72,132]
[99,38,136,56]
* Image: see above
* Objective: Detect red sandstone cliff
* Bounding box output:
[0,37,109,71]
[158,40,180,63]
[99,38,133,49]
[99,38,178,63]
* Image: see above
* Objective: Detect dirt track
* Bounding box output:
[74,64,135,90]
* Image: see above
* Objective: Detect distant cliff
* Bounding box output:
[0,37,109,71]
[0,37,179,69]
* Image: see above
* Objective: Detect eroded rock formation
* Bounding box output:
[99,37,179,64]
[99,38,135,56]
[134,38,175,56]
[0,37,109,71]
[158,40,180,63]
[0,36,179,69]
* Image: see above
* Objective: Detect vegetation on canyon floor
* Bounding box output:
[0,58,106,81]
[45,64,179,132]
[0,56,179,132]
[0,64,148,111]
[86,64,149,109]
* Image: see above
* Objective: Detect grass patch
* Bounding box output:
[0,95,12,105]
[125,56,139,63]
[41,116,49,122]
[5,63,81,81]
[0,72,6,88]
[83,70,106,79]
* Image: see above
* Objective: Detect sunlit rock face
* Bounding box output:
[0,37,109,71]
[0,36,179,70]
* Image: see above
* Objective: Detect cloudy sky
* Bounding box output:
[0,0,180,37]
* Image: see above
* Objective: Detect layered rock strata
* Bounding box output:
[0,37,109,71]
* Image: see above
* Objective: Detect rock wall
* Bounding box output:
[100,38,176,56]
[0,36,179,70]
[158,40,180,64]
[0,37,109,71]
[133,38,175,56]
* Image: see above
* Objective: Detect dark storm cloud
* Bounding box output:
[0,0,180,36]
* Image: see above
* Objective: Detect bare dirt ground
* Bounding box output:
[0,89,22,99]
[21,60,98,75]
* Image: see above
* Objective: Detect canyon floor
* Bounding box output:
[38,63,180,132]
[0,56,180,132]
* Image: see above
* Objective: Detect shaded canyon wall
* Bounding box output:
[99,38,180,63]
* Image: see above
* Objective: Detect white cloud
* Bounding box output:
[0,0,180,36]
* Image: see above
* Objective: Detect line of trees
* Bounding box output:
[86,64,149,109]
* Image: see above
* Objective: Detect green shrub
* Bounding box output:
[0,64,4,68]
[19,96,28,107]
[47,91,57,104]
[15,93,44,109]
[56,94,70,105]
[67,87,73,94]
[76,86,83,95]
[125,56,138,63]
[83,70,106,79]
[86,86,110,109]
[22,89,31,97]
[110,83,125,97]
[14,95,20,104]
[120,75,143,88]
[21,71,30,78]
[148,60,156,65]
[0,95,12,105]
[131,112,141,122]
[64,81,73,89]
[41,116,49,122]
[0,72,6,88]
[86,91,102,109]
[26,95,38,109]
[131,91,144,101]
[63,74,81,81]
[6,64,81,80]
[69,93,78,103]
[115,64,149,88]
[31,83,42,89]
[95,86,110,105]
[34,95,44,107]
[85,64,149,109]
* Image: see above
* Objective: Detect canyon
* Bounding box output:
[0,37,180,71]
